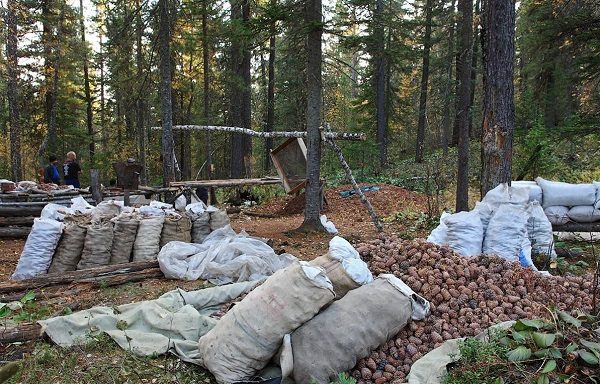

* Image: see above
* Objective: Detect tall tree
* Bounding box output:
[6,0,22,181]
[229,0,252,179]
[373,0,387,167]
[299,0,325,231]
[264,0,276,173]
[440,0,456,154]
[135,0,147,183]
[455,0,473,211]
[159,0,176,185]
[415,0,434,163]
[80,0,95,166]
[480,0,516,196]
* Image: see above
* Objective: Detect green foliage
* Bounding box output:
[0,291,51,323]
[329,373,356,384]
[444,311,600,384]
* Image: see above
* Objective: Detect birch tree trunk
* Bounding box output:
[480,0,516,196]
[6,0,22,181]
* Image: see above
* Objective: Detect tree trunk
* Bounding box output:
[441,0,456,154]
[202,0,216,203]
[136,0,147,184]
[455,0,474,212]
[159,0,176,186]
[230,0,245,179]
[6,0,22,181]
[98,15,107,152]
[80,0,94,166]
[468,0,481,139]
[299,0,325,232]
[480,0,515,196]
[415,0,433,163]
[264,13,276,173]
[241,0,252,178]
[374,0,387,168]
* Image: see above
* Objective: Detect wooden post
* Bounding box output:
[124,189,131,206]
[323,124,384,232]
[90,169,102,204]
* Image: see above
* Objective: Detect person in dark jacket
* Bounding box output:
[44,155,61,184]
[63,151,82,188]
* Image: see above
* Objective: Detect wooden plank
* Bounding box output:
[0,260,160,294]
[553,222,600,233]
[170,177,281,188]
[0,227,31,238]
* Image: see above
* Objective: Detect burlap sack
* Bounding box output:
[309,254,360,299]
[290,277,414,384]
[77,220,114,270]
[209,210,229,231]
[48,222,87,273]
[198,262,335,383]
[110,214,139,264]
[133,214,165,261]
[160,213,192,247]
[191,212,211,243]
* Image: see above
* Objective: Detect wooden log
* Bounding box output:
[170,177,281,188]
[151,125,366,141]
[0,217,35,226]
[0,227,30,238]
[0,260,160,294]
[553,222,600,233]
[0,323,43,344]
[0,206,44,217]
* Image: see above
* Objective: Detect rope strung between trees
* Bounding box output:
[150,125,366,141]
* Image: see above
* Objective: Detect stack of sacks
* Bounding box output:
[185,202,230,244]
[536,177,600,225]
[427,183,556,268]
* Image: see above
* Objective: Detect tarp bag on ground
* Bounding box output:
[160,213,192,247]
[427,212,451,245]
[288,275,430,384]
[197,262,335,383]
[567,205,600,223]
[11,218,64,280]
[110,213,139,264]
[535,177,596,208]
[133,214,165,261]
[48,218,89,273]
[443,211,484,257]
[77,219,114,270]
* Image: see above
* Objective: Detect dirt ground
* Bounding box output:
[0,183,427,321]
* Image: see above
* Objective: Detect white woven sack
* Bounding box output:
[567,206,600,223]
[535,177,596,208]
[442,211,484,257]
[544,206,570,225]
[11,218,64,280]
[511,180,543,203]
[483,204,528,263]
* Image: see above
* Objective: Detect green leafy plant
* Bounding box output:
[444,311,600,384]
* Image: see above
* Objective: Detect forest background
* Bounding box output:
[1,0,599,212]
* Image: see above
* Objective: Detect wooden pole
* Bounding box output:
[150,125,366,141]
[0,227,31,238]
[90,169,102,204]
[323,124,384,232]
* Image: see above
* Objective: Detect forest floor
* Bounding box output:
[0,183,597,383]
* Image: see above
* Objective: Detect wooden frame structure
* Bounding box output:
[270,138,308,194]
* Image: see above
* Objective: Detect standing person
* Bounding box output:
[63,151,82,188]
[44,155,61,184]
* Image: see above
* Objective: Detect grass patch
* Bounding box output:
[7,334,214,384]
